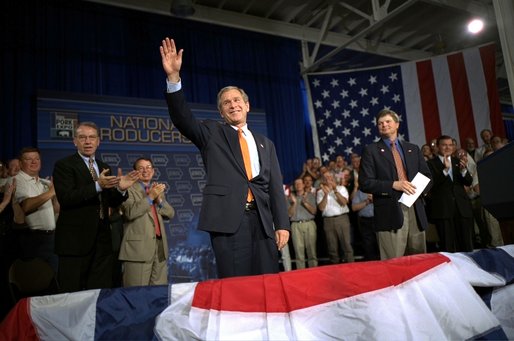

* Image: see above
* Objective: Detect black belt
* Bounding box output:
[325,213,348,218]
[292,220,314,223]
[27,229,55,234]
[245,201,256,211]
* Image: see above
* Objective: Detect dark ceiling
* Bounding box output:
[85,0,510,104]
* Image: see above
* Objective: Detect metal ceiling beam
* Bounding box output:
[191,3,431,61]
[337,2,373,23]
[302,0,420,73]
[310,5,334,64]
[264,0,286,19]
[83,0,430,61]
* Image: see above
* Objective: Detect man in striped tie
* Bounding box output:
[119,157,175,286]
[359,109,432,260]
[53,122,140,292]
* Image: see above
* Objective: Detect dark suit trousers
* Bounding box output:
[210,209,278,278]
[357,216,380,261]
[58,219,113,293]
[434,211,474,253]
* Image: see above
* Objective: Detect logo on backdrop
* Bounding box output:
[51,112,78,139]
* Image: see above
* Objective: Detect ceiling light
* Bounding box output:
[467,19,484,34]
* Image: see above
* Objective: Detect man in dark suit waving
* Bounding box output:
[160,37,290,278]
[359,109,431,260]
[53,122,139,292]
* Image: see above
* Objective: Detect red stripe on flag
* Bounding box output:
[479,44,505,137]
[447,52,477,146]
[416,60,441,142]
[0,298,38,341]
[192,253,450,313]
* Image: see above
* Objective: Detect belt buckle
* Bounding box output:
[245,201,256,211]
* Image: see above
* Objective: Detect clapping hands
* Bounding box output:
[147,182,166,203]
[98,168,140,190]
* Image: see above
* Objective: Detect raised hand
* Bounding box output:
[160,37,183,82]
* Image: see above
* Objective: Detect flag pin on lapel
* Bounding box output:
[380,149,385,152]
[260,144,264,148]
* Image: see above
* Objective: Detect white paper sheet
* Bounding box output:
[398,172,431,207]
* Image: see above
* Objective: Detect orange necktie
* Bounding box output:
[146,186,162,237]
[238,128,254,202]
[391,140,408,181]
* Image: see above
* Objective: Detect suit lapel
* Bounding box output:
[222,124,247,176]
[377,140,395,168]
[253,133,266,171]
[432,155,445,171]
[399,141,414,176]
[73,153,95,183]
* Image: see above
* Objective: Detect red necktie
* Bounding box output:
[391,140,408,181]
[146,186,162,237]
[238,128,254,202]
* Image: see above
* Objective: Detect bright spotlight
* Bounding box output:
[467,19,484,34]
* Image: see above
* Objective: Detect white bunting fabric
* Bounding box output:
[1,246,513,340]
[155,247,514,340]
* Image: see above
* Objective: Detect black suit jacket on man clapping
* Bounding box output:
[426,156,473,220]
[53,153,128,256]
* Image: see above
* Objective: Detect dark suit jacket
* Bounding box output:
[359,139,432,231]
[53,153,128,256]
[165,90,290,238]
[426,156,473,219]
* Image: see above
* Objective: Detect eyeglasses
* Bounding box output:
[136,165,153,171]
[76,135,98,142]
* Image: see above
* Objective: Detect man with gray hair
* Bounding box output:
[359,109,432,260]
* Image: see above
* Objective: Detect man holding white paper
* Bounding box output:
[359,109,432,260]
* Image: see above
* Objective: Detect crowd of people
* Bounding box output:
[0,122,174,319]
[1,117,512,309]
[281,125,511,271]
[0,38,512,321]
[0,121,512,319]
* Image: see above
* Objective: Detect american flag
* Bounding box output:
[306,43,504,163]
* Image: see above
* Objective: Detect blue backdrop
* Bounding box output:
[1,0,311,184]
[36,91,268,282]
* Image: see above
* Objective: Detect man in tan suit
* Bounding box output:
[119,158,174,286]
